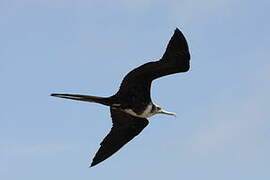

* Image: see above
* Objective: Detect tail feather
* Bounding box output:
[50,93,111,106]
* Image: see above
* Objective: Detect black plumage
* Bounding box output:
[51,28,190,167]
[91,108,149,167]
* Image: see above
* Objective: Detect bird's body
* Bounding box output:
[51,28,190,167]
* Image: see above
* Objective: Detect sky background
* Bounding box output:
[1,0,270,179]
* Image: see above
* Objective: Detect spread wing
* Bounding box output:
[117,28,190,98]
[90,108,149,167]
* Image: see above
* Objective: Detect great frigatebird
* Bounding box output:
[51,28,190,167]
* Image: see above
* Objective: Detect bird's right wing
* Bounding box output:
[90,108,149,167]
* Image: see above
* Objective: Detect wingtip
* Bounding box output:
[174,28,183,35]
[89,161,98,168]
[51,93,61,97]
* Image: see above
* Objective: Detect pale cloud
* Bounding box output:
[0,143,78,174]
[1,143,76,157]
[121,0,156,9]
[168,0,240,23]
[189,61,270,157]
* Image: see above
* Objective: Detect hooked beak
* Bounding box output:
[158,109,177,116]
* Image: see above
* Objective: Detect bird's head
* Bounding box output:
[154,104,176,116]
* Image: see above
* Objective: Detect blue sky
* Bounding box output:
[1,0,270,179]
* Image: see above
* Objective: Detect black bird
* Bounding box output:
[51,28,190,167]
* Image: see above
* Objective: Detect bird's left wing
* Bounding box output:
[117,28,190,98]
[90,108,149,167]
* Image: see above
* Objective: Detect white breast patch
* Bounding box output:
[124,104,154,118]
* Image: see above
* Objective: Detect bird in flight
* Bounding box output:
[51,28,190,167]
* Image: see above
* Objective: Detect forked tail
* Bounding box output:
[50,93,112,106]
